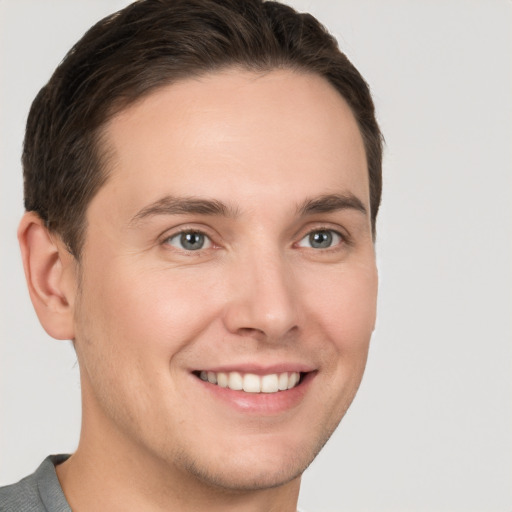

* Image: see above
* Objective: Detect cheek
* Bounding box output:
[80,262,222,359]
[304,262,378,353]
[73,264,221,424]
[297,262,377,434]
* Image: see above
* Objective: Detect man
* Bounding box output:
[0,0,382,510]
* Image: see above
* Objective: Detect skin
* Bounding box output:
[19,69,378,511]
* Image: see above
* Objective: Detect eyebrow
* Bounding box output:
[296,193,367,217]
[129,195,239,225]
[129,192,367,226]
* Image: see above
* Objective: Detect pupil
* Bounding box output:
[310,230,332,248]
[181,232,204,250]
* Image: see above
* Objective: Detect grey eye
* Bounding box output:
[167,231,212,251]
[298,229,342,249]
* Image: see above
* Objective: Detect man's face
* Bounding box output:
[72,69,377,491]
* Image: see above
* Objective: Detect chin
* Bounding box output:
[182,454,306,492]
[174,426,333,493]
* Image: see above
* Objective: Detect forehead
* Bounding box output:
[96,69,369,217]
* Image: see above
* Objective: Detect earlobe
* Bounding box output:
[18,212,77,340]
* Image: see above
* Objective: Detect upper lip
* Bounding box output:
[192,363,316,375]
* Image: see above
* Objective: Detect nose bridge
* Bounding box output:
[224,243,299,340]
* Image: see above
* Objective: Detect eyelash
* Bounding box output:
[161,226,349,254]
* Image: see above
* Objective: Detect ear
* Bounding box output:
[18,212,77,340]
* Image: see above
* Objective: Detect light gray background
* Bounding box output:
[1,1,511,511]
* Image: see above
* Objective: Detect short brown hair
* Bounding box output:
[23,0,383,257]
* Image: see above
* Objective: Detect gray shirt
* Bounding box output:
[0,455,71,511]
[0,456,309,511]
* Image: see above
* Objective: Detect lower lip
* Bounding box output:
[194,372,316,414]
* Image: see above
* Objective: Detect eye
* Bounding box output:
[297,229,343,249]
[165,231,212,251]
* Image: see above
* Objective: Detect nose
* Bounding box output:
[222,250,299,342]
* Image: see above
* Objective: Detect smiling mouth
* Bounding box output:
[194,371,303,394]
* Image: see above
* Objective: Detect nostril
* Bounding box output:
[237,327,265,336]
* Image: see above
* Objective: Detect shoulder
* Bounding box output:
[0,473,41,511]
[0,455,71,512]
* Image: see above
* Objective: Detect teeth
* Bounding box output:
[217,372,228,388]
[228,371,243,391]
[198,370,301,393]
[243,373,261,393]
[278,372,288,391]
[261,374,279,393]
[288,371,299,389]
